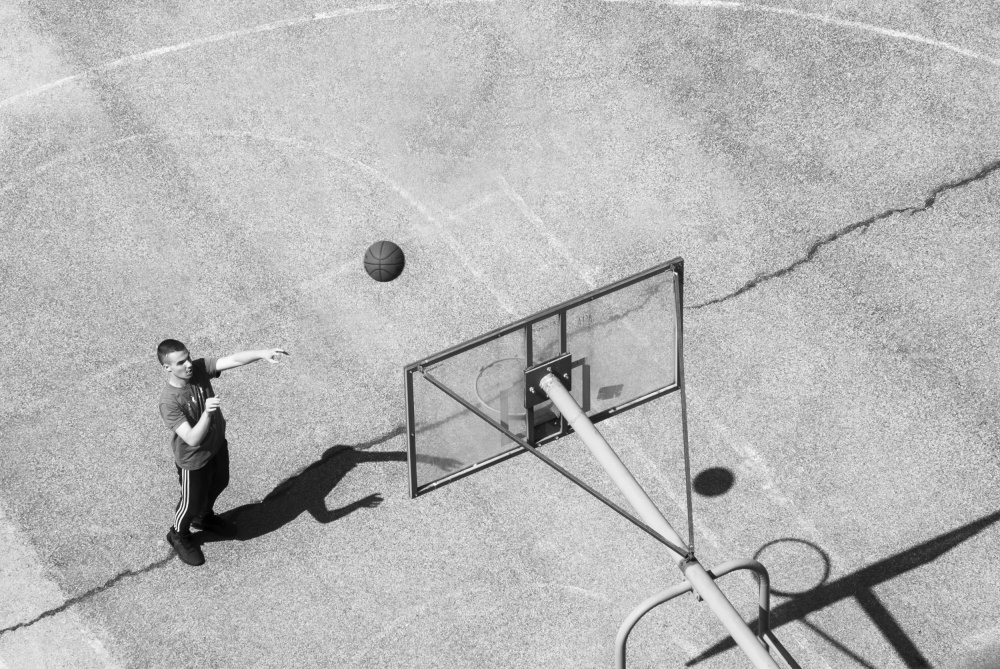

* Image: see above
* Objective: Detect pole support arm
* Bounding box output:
[538,373,780,669]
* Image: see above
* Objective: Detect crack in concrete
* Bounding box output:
[0,425,406,639]
[690,158,1000,309]
[0,556,172,637]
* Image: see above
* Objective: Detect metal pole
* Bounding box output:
[617,560,774,669]
[539,374,780,669]
[616,580,693,669]
[419,368,691,559]
[704,559,771,646]
[674,270,696,553]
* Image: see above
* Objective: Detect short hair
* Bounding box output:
[157,339,188,365]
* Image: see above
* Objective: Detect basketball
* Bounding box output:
[364,240,405,282]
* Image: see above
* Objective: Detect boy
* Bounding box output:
[157,339,289,566]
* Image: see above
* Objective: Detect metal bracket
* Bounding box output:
[524,352,572,408]
[616,558,793,669]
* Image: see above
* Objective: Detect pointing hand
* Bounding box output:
[262,349,289,363]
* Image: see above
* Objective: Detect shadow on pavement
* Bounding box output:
[692,467,735,497]
[201,426,460,544]
[216,446,397,543]
[687,509,1000,668]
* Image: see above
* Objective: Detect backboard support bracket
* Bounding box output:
[524,352,572,408]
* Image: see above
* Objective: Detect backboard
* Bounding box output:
[404,258,684,497]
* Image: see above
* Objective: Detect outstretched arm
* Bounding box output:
[216,348,289,371]
[308,494,383,524]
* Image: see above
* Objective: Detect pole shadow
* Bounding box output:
[687,509,1000,668]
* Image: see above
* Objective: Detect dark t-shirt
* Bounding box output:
[159,357,227,470]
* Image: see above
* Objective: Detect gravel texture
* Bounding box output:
[2,1,1000,668]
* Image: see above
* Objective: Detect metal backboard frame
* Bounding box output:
[404,257,685,498]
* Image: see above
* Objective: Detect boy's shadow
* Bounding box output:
[200,437,461,544]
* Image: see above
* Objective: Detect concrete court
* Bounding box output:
[2,0,1000,667]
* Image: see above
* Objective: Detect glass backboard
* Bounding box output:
[404,258,684,497]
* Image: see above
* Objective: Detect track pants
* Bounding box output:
[174,442,230,535]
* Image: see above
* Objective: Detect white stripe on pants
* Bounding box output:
[174,468,191,533]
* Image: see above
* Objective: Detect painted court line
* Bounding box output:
[0,0,496,110]
[0,127,519,316]
[447,193,498,219]
[167,131,519,316]
[496,177,725,551]
[497,176,600,290]
[495,179,833,664]
[2,3,959,661]
[6,0,994,114]
[602,0,1000,69]
[348,585,491,664]
[493,177,831,662]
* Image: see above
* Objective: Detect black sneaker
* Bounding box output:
[191,513,237,537]
[167,528,205,566]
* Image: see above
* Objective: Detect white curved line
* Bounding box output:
[603,0,1000,69]
[0,0,494,109]
[532,582,610,602]
[1,129,519,315]
[4,0,996,111]
[5,0,994,111]
[205,132,519,313]
[348,585,491,663]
